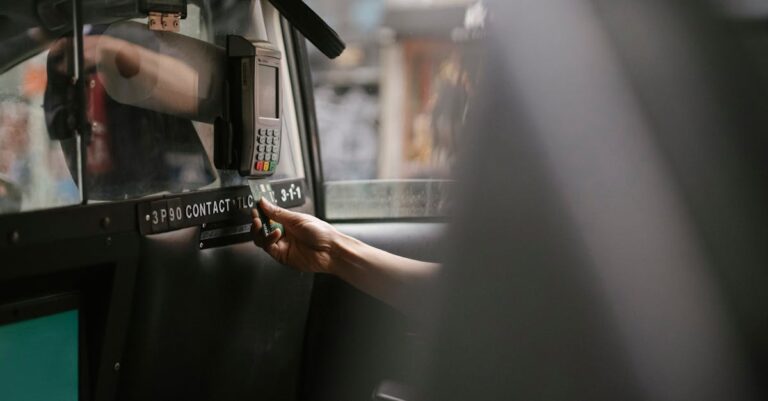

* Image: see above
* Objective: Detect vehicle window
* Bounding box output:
[306,0,485,219]
[73,0,304,201]
[0,0,304,209]
[0,20,82,215]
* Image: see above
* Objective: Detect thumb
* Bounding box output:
[258,197,304,226]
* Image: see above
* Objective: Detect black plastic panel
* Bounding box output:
[299,222,445,401]
[1,184,317,401]
[0,229,139,401]
[118,226,314,401]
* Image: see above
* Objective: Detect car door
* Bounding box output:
[293,1,484,400]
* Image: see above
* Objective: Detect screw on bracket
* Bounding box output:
[8,230,20,245]
[148,12,181,33]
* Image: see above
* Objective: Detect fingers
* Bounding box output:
[251,215,281,248]
[264,228,281,246]
[48,37,70,56]
[115,44,141,78]
[251,219,265,246]
[265,235,290,264]
[258,198,305,226]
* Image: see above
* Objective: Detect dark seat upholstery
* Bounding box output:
[424,1,768,400]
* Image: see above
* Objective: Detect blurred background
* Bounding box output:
[306,0,483,181]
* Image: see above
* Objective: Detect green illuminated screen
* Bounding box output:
[0,310,78,401]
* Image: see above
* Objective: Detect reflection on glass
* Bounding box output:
[1,1,303,210]
[44,22,220,200]
[0,28,81,215]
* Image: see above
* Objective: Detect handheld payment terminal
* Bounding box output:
[215,35,282,178]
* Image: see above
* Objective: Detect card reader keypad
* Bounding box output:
[254,128,280,173]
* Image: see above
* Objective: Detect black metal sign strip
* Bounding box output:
[138,186,255,235]
[271,179,307,208]
[248,178,307,209]
[137,180,307,236]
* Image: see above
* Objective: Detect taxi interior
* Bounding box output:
[1,1,768,401]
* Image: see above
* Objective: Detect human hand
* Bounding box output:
[251,198,340,274]
[48,35,138,76]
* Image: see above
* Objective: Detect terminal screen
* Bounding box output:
[259,64,279,119]
[0,310,79,401]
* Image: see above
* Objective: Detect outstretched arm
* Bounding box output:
[251,198,440,313]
